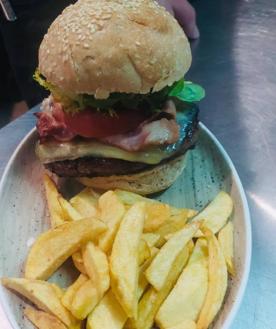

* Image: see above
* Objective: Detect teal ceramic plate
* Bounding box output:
[0,123,251,329]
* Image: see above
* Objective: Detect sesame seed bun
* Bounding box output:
[39,0,191,98]
[77,154,188,195]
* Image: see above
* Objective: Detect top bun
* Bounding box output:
[39,0,191,99]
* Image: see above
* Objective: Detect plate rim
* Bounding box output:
[198,122,252,329]
[0,123,252,329]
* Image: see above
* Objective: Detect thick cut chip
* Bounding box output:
[70,279,101,320]
[145,222,200,291]
[114,189,155,205]
[134,246,190,329]
[110,202,145,318]
[142,233,160,247]
[25,218,106,280]
[87,290,127,329]
[82,242,110,293]
[114,189,195,239]
[70,188,99,218]
[171,206,197,220]
[218,221,235,276]
[72,251,87,275]
[165,320,197,329]
[97,191,125,253]
[124,247,161,329]
[1,278,76,327]
[43,174,65,227]
[24,306,67,329]
[155,209,197,247]
[169,208,198,222]
[138,246,160,299]
[70,243,109,319]
[115,190,195,221]
[156,239,208,328]
[58,196,83,221]
[187,239,195,254]
[196,228,228,329]
[61,274,89,310]
[51,284,65,299]
[144,203,171,232]
[138,239,151,266]
[191,191,233,234]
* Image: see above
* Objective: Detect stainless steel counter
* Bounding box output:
[0,0,276,327]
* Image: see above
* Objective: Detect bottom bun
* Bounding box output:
[77,153,189,195]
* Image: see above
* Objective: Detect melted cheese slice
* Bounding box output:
[36,140,172,164]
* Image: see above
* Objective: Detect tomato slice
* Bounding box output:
[63,108,148,138]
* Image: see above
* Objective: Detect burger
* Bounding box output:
[34,0,205,195]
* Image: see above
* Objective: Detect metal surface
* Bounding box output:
[0,0,17,21]
[0,0,275,327]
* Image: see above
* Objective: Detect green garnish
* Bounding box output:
[169,80,205,102]
[33,69,80,113]
[34,69,205,114]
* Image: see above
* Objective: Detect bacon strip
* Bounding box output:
[35,99,76,142]
[101,100,179,151]
[102,118,179,151]
[36,97,179,150]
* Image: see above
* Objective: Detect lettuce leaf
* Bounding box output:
[34,70,205,114]
[168,79,205,102]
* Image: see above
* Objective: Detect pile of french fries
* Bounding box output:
[1,174,235,329]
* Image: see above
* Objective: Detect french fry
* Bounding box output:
[138,239,151,266]
[165,320,197,329]
[79,238,153,322]
[69,243,110,319]
[2,186,234,329]
[191,191,233,235]
[43,174,65,227]
[82,242,110,293]
[51,283,65,299]
[72,251,87,275]
[61,274,88,310]
[140,248,159,291]
[171,206,198,220]
[134,246,190,329]
[24,306,67,329]
[156,239,208,328]
[187,240,195,254]
[155,210,197,247]
[70,279,101,320]
[218,221,235,276]
[25,218,106,280]
[144,203,171,232]
[115,189,196,224]
[196,228,228,329]
[87,290,128,329]
[58,196,83,221]
[98,191,125,253]
[122,247,160,329]
[150,247,160,258]
[114,189,155,205]
[70,187,99,218]
[110,202,145,318]
[145,222,201,291]
[142,233,160,247]
[1,278,76,327]
[91,251,157,329]
[115,189,196,238]
[138,246,160,299]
